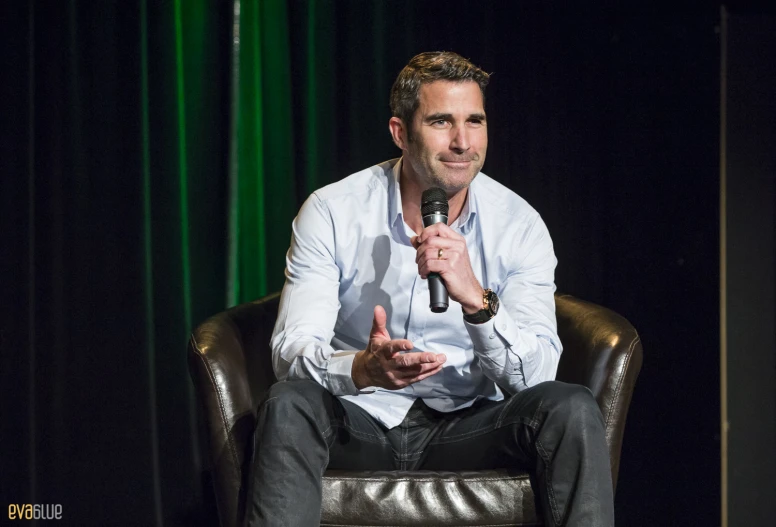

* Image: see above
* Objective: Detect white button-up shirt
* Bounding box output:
[270,158,561,428]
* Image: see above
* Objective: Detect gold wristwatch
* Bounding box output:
[463,289,499,324]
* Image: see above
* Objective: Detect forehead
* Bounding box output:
[417,80,484,115]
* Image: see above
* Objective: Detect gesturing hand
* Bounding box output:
[352,306,446,390]
[411,222,484,314]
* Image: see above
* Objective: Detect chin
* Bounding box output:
[430,170,479,194]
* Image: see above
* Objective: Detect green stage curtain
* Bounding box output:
[0,0,314,523]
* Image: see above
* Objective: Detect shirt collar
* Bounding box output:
[452,181,478,233]
[388,156,479,233]
[388,158,404,228]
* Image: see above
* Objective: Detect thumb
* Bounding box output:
[370,305,390,341]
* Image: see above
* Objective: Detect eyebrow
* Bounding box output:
[424,112,487,122]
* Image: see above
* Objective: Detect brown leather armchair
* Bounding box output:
[188,293,642,526]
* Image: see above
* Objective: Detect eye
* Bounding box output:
[431,119,448,127]
[467,118,484,127]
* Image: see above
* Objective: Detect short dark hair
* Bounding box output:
[389,51,490,139]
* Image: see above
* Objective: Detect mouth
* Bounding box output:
[440,160,473,169]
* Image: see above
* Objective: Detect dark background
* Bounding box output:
[1,1,773,525]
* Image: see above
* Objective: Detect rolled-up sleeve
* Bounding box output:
[464,213,562,393]
[270,193,363,395]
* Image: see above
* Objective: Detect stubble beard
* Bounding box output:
[407,142,482,194]
[427,159,480,193]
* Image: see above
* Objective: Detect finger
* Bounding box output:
[410,235,420,249]
[394,351,446,367]
[391,339,414,356]
[414,239,445,264]
[417,247,455,275]
[377,339,414,359]
[396,360,448,378]
[417,223,439,244]
[419,258,448,279]
[415,244,457,272]
[433,222,460,238]
[416,223,441,245]
[406,363,446,384]
[423,245,450,265]
[419,222,462,243]
[394,351,436,367]
[416,228,445,248]
[370,305,390,339]
[416,237,466,266]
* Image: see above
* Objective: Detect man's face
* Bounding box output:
[404,80,488,193]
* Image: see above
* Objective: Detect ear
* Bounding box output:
[388,117,409,151]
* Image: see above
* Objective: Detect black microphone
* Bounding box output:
[421,188,449,313]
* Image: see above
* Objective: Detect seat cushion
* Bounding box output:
[321,469,541,526]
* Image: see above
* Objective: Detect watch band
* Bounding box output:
[463,289,498,324]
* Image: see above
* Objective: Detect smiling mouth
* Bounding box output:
[440,160,473,167]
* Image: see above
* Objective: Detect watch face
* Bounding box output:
[487,290,499,315]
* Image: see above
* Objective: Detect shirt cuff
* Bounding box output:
[326,351,375,396]
[464,308,518,351]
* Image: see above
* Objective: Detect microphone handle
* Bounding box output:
[428,272,449,313]
[422,212,449,313]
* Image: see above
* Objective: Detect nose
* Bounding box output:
[450,123,470,153]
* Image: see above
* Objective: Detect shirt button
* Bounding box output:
[488,334,496,339]
[501,324,507,331]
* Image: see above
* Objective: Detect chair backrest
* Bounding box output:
[553,294,643,490]
[188,293,642,527]
[188,294,280,527]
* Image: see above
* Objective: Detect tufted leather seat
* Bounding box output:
[188,293,642,526]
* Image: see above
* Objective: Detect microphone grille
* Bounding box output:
[421,187,449,216]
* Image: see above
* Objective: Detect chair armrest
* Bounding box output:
[554,294,643,490]
[187,293,280,527]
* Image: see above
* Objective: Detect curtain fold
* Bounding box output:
[139,1,163,524]
[229,0,298,305]
[231,0,267,304]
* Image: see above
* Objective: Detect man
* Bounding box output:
[244,51,613,526]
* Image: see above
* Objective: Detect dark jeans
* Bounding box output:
[244,379,614,527]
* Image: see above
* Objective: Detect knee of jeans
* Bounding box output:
[539,382,603,429]
[264,380,329,417]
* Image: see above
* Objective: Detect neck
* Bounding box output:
[399,160,468,235]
